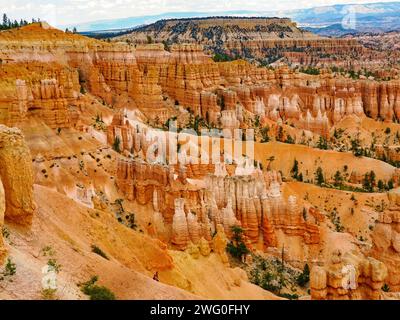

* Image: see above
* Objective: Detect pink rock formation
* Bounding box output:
[311,250,388,300]
[370,191,400,291]
[206,169,320,247]
[187,211,201,244]
[115,156,321,253]
[171,198,190,250]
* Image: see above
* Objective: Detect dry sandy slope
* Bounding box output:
[254,141,396,182]
[163,252,282,300]
[1,185,198,300]
[334,116,400,148]
[1,184,279,300]
[0,113,281,300]
[286,181,389,244]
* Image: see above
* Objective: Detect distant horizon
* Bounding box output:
[1,0,399,30]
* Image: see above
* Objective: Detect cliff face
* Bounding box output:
[2,23,400,137]
[0,23,170,126]
[0,63,80,128]
[110,44,400,137]
[129,17,315,42]
[117,17,400,74]
[134,43,220,120]
[115,156,322,255]
[120,17,321,56]
[118,17,369,68]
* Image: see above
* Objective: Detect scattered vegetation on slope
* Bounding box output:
[79,276,116,300]
[248,254,308,299]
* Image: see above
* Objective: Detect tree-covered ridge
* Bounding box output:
[0,13,39,31]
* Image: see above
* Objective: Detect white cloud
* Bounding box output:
[0,0,397,27]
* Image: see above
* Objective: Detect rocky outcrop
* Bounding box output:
[361,81,400,121]
[206,168,321,246]
[199,237,211,256]
[370,191,400,291]
[213,224,229,265]
[0,177,6,263]
[125,17,317,44]
[110,50,400,135]
[0,125,35,225]
[310,250,388,300]
[115,157,321,252]
[116,41,400,133]
[115,160,204,224]
[134,43,221,118]
[171,198,190,250]
[0,63,81,128]
[0,23,172,125]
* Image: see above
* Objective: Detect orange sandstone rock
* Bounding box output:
[370,191,400,291]
[0,177,6,263]
[171,198,190,250]
[311,250,388,300]
[0,125,35,225]
[213,225,229,265]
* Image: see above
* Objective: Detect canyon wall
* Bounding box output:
[121,17,393,71]
[0,63,80,128]
[120,44,400,137]
[0,23,170,126]
[1,23,400,138]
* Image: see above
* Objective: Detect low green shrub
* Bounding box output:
[80,276,116,300]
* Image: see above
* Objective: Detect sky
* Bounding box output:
[1,0,399,27]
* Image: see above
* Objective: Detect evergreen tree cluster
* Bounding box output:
[290,159,303,182]
[226,226,249,260]
[296,264,310,287]
[362,170,376,192]
[65,27,78,34]
[315,167,325,186]
[0,13,36,30]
